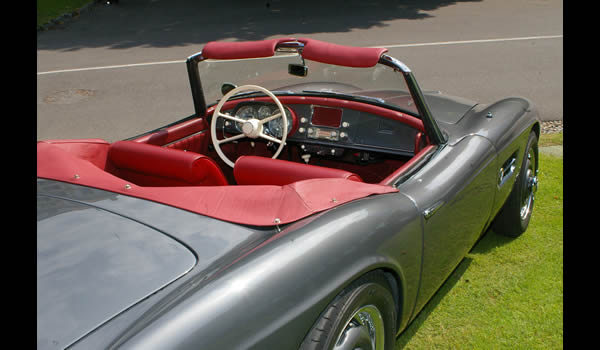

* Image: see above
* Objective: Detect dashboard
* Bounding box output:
[218,101,419,157]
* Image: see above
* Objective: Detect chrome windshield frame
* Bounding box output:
[378,54,447,145]
[186,41,446,146]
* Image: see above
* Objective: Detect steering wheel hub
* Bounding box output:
[242,119,262,138]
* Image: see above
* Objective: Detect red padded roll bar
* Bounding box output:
[201,38,296,60]
[200,38,387,68]
[298,38,387,68]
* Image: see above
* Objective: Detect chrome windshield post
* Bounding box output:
[379,54,447,145]
[186,51,208,118]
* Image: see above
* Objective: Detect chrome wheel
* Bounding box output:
[299,271,396,350]
[491,131,539,237]
[519,150,538,221]
[334,305,385,350]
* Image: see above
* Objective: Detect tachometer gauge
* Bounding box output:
[267,108,293,138]
[258,105,273,120]
[234,106,256,132]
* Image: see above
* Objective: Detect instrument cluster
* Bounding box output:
[225,102,294,138]
[219,101,417,157]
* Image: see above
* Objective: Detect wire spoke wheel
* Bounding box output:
[492,131,539,237]
[519,149,538,221]
[334,305,385,350]
[299,271,396,350]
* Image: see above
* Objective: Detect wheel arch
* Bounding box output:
[380,267,405,334]
[321,264,409,337]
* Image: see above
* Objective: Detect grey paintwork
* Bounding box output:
[37,53,539,349]
[37,194,196,350]
[37,179,278,350]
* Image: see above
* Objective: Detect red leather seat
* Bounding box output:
[107,141,228,186]
[233,156,363,186]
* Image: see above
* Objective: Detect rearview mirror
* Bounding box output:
[288,64,308,77]
[221,82,237,95]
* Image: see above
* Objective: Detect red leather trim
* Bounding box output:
[207,96,424,132]
[298,38,387,68]
[379,144,435,185]
[107,141,228,186]
[164,131,209,153]
[414,131,424,153]
[132,118,208,146]
[234,156,363,186]
[37,142,398,226]
[202,38,296,59]
[39,139,110,169]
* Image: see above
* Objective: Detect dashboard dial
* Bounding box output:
[234,106,256,132]
[267,108,293,138]
[258,105,273,120]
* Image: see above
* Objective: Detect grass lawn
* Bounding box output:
[396,132,563,349]
[37,0,93,27]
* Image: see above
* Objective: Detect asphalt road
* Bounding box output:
[37,0,563,142]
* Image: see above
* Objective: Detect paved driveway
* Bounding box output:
[37,0,563,142]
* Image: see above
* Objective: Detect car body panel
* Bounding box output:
[37,179,278,350]
[397,135,498,315]
[107,193,423,350]
[423,91,478,125]
[37,188,196,350]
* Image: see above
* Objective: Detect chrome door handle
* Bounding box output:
[423,201,444,220]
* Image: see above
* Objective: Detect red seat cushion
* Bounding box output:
[108,141,228,186]
[234,156,363,186]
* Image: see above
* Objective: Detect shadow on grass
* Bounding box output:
[469,229,517,254]
[38,0,482,51]
[395,256,472,348]
[395,228,517,348]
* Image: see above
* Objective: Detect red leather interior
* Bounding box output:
[132,118,209,148]
[38,141,398,226]
[41,139,111,169]
[234,155,363,186]
[379,144,435,186]
[107,141,228,186]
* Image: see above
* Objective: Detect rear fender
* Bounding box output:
[116,193,423,350]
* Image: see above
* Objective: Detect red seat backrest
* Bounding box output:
[107,141,228,186]
[233,156,363,186]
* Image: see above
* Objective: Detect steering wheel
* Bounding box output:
[211,85,288,168]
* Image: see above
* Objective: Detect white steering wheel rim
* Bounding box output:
[211,85,288,168]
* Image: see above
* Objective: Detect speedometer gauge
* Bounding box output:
[234,106,256,132]
[258,105,273,120]
[267,108,293,138]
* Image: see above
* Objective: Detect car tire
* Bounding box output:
[492,131,539,237]
[299,271,397,350]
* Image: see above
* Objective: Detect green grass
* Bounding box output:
[37,0,92,27]
[396,133,563,349]
[539,132,563,147]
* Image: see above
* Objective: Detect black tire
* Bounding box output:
[299,271,397,350]
[492,131,539,237]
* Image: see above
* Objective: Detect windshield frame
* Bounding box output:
[186,39,446,145]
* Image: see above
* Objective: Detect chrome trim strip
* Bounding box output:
[423,201,444,220]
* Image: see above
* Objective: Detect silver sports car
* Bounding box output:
[37,38,540,350]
